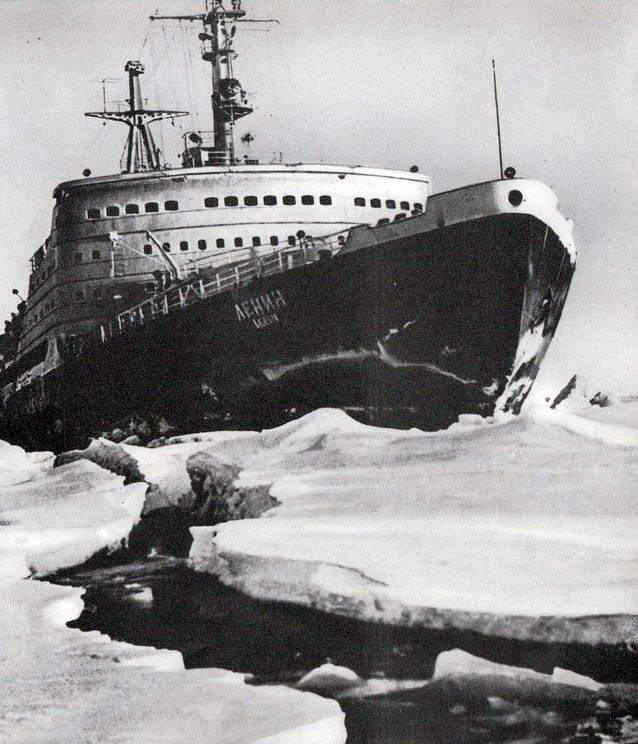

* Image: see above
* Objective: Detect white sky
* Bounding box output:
[0,0,636,397]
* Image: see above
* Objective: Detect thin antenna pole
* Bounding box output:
[492,59,504,179]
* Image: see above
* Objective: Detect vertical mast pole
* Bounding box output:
[492,59,504,180]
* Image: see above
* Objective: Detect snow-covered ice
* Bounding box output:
[0,441,345,744]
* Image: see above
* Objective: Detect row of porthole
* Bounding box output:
[83,194,424,220]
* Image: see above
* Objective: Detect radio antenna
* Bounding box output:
[492,59,504,179]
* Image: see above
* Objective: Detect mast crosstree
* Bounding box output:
[86,61,188,173]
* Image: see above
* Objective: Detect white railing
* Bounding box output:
[99,231,348,342]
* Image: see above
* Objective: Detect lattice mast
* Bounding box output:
[152,1,275,166]
[86,61,188,173]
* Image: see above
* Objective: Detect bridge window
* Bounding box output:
[263,195,277,206]
[234,237,243,247]
[198,239,207,251]
[92,250,101,260]
[301,195,314,205]
[204,197,219,208]
[165,200,179,211]
[283,195,296,205]
[216,238,225,248]
[385,199,396,209]
[73,252,83,263]
[413,202,424,212]
[400,201,410,211]
[106,206,120,217]
[224,196,239,207]
[319,195,332,205]
[162,242,171,252]
[354,197,365,207]
[143,244,153,255]
[370,198,381,208]
[244,195,258,206]
[287,235,296,246]
[87,208,100,219]
[125,204,139,215]
[252,236,261,247]
[270,235,279,246]
[145,202,159,213]
[180,241,189,252]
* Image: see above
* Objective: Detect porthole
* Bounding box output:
[283,195,296,205]
[180,241,189,252]
[319,195,332,205]
[92,249,101,260]
[234,237,243,247]
[270,236,279,246]
[263,195,277,206]
[125,204,139,215]
[354,197,365,207]
[162,242,171,252]
[370,198,381,208]
[216,238,225,248]
[385,199,396,209]
[198,239,207,251]
[377,218,390,226]
[74,289,85,302]
[93,288,103,300]
[252,236,261,247]
[165,200,179,211]
[73,252,83,263]
[508,190,523,207]
[204,197,219,208]
[400,201,410,211]
[144,283,155,293]
[145,202,159,213]
[87,208,100,219]
[287,235,296,246]
[301,195,314,205]
[106,206,120,217]
[143,244,153,255]
[413,202,424,212]
[244,195,258,206]
[224,196,239,207]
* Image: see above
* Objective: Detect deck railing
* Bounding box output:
[99,230,348,343]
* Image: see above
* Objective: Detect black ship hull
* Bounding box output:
[1,180,575,452]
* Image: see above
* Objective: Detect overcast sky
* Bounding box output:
[0,0,636,398]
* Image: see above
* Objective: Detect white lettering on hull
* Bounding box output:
[235,289,286,328]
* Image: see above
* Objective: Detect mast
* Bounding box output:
[86,61,188,173]
[151,1,276,166]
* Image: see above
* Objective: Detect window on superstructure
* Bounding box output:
[106,206,120,217]
[74,289,85,302]
[263,195,277,206]
[87,208,100,219]
[93,288,103,300]
[165,200,179,211]
[145,202,159,213]
[234,237,243,248]
[301,195,314,205]
[224,196,239,207]
[400,201,410,211]
[413,202,424,212]
[92,250,101,260]
[244,195,258,206]
[283,195,296,205]
[270,236,279,246]
[143,244,153,255]
[377,218,390,226]
[125,204,139,215]
[354,197,365,207]
[180,241,189,252]
[252,236,261,247]
[144,283,155,293]
[73,252,83,264]
[162,242,171,252]
[319,195,332,205]
[204,197,219,208]
[385,199,396,209]
[287,235,296,246]
[216,238,225,249]
[198,239,207,251]
[370,198,381,208]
